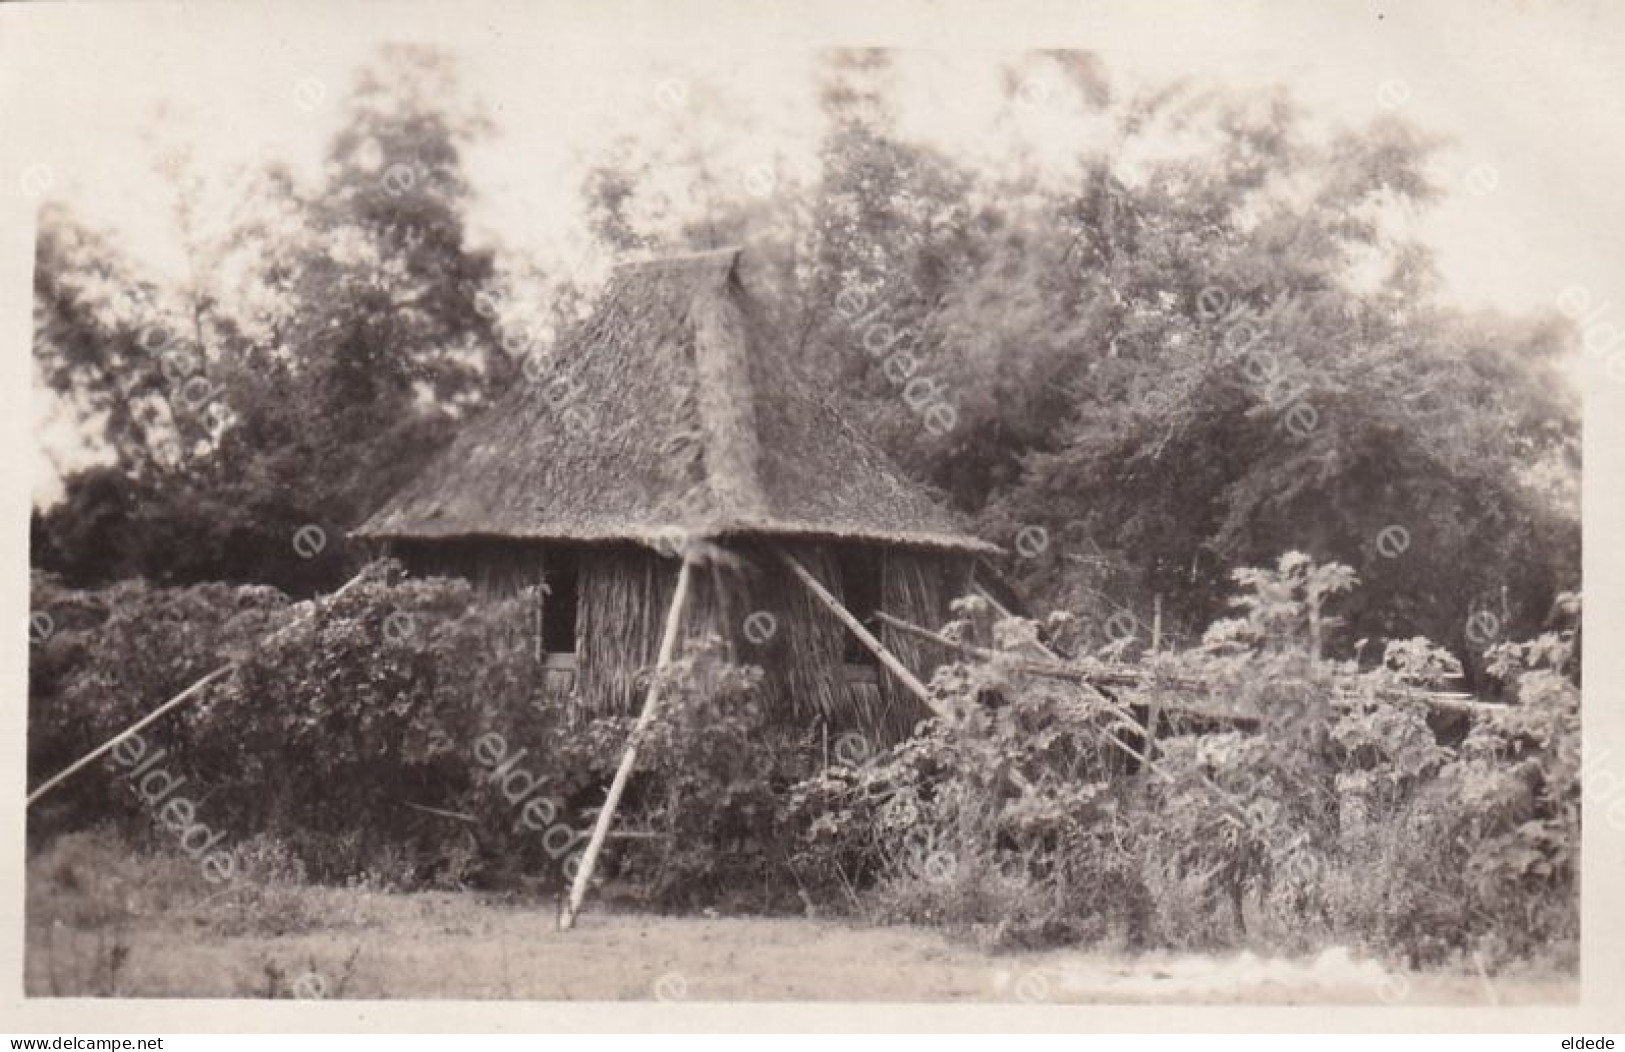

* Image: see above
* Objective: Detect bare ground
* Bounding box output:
[24,887,1578,1003]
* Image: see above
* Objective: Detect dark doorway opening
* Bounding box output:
[834,547,883,664]
[542,548,580,654]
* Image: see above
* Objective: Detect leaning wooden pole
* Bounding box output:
[872,610,1162,689]
[970,580,1254,817]
[778,551,949,721]
[26,666,234,808]
[26,571,367,809]
[559,553,694,931]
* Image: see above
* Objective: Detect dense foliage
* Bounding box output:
[33,564,570,887]
[29,557,1579,968]
[33,49,1579,672]
[29,563,815,906]
[573,50,1580,673]
[787,555,1580,967]
[33,46,500,594]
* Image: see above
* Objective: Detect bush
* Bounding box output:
[585,637,816,912]
[31,563,596,889]
[29,563,813,904]
[28,571,291,838]
[787,597,1155,948]
[787,555,1579,966]
[29,554,1580,968]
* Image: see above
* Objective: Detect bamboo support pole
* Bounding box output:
[784,556,1047,796]
[872,610,1192,700]
[27,666,234,808]
[967,579,1267,827]
[958,585,1190,788]
[26,571,367,809]
[876,608,1502,721]
[559,554,694,931]
[404,801,478,824]
[879,607,1159,754]
[778,551,949,721]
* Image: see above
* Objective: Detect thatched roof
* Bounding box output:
[355,247,995,554]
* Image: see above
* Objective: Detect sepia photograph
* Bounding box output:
[3,0,1621,1032]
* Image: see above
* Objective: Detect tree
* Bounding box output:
[35,46,506,594]
[564,55,1579,672]
[983,91,1578,671]
[35,47,1581,672]
[32,206,195,482]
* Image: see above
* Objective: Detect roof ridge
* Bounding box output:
[691,263,769,519]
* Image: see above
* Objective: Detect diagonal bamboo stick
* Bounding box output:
[779,551,949,721]
[964,585,1260,823]
[26,666,235,809]
[26,571,367,809]
[559,553,694,931]
[871,609,1225,724]
[786,554,1043,795]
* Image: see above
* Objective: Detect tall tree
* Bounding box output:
[35,45,505,593]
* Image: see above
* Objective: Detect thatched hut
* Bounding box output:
[354,247,996,742]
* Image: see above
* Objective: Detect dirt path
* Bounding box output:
[24,891,1577,1002]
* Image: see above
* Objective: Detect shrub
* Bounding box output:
[788,598,1154,948]
[1129,562,1579,965]
[29,564,811,904]
[585,637,815,912]
[30,563,593,889]
[29,554,1581,968]
[788,555,1579,966]
[28,570,291,838]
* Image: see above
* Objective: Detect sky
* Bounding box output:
[5,0,1624,503]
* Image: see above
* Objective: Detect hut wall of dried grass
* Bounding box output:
[389,537,545,597]
[879,546,973,709]
[575,541,843,723]
[391,537,973,745]
[575,543,738,717]
[752,542,973,743]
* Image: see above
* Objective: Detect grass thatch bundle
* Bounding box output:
[359,247,998,750]
[739,543,848,728]
[881,549,971,691]
[355,249,997,556]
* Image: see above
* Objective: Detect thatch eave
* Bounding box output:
[350,520,1000,556]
